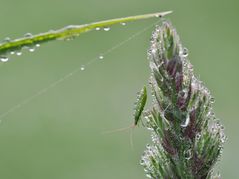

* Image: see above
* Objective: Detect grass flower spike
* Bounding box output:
[140,21,226,179]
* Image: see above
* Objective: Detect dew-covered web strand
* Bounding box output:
[84,20,161,68]
[0,20,161,122]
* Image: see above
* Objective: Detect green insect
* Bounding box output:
[103,86,147,134]
[133,86,147,127]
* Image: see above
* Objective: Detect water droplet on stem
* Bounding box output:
[182,48,189,57]
[3,37,11,43]
[24,33,33,38]
[103,27,110,31]
[0,56,9,62]
[29,47,35,52]
[16,51,22,56]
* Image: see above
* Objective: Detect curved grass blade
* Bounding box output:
[0,11,172,56]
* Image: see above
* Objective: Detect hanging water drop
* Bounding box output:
[10,51,15,55]
[121,22,126,26]
[98,55,104,60]
[103,27,110,31]
[36,44,40,48]
[0,56,9,62]
[80,65,85,71]
[29,47,35,52]
[95,27,101,31]
[16,51,22,56]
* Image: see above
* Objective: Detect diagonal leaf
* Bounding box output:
[0,11,172,56]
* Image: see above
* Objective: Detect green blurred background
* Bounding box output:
[0,0,238,178]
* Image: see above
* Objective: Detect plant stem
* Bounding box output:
[0,11,172,56]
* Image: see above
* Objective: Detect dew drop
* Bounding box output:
[181,114,190,127]
[0,56,9,62]
[184,149,192,160]
[182,48,189,57]
[121,22,126,26]
[80,65,85,71]
[10,51,15,55]
[36,44,40,48]
[154,14,162,18]
[98,55,104,60]
[3,37,11,42]
[140,159,145,165]
[146,174,152,178]
[210,97,215,104]
[64,37,73,41]
[16,51,22,56]
[24,33,33,38]
[95,27,101,31]
[29,47,35,52]
[103,27,110,31]
[196,133,201,140]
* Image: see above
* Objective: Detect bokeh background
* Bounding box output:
[0,0,238,178]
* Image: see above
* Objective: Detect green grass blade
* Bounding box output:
[0,11,172,56]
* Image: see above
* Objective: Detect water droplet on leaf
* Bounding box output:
[121,22,126,26]
[3,37,11,43]
[95,27,101,31]
[16,51,22,56]
[0,56,9,62]
[103,27,110,31]
[24,33,33,38]
[29,47,35,52]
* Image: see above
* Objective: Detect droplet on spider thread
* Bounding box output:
[80,65,85,71]
[98,55,104,60]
